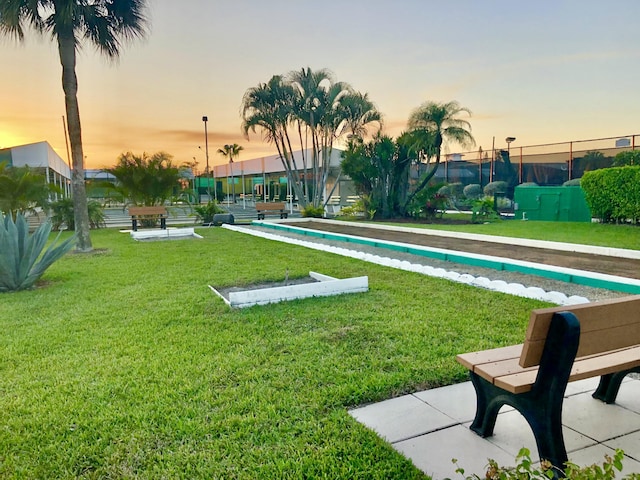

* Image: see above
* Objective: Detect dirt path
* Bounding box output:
[287,221,640,280]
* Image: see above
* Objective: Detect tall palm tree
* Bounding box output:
[217,144,244,203]
[242,68,382,208]
[406,100,475,205]
[0,0,149,252]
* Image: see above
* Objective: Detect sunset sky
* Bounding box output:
[1,0,639,170]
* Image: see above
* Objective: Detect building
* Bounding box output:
[205,148,353,203]
[0,141,71,197]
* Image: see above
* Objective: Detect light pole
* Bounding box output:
[230,159,235,204]
[202,116,211,200]
[505,136,517,183]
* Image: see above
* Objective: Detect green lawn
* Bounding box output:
[1,228,550,478]
[375,217,640,250]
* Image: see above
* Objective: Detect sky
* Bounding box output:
[1,0,640,170]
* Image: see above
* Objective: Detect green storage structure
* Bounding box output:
[514,186,591,222]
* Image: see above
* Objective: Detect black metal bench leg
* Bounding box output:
[469,372,507,437]
[522,395,568,472]
[593,367,640,403]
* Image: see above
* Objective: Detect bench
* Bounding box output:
[128,206,167,231]
[256,202,288,220]
[456,295,640,470]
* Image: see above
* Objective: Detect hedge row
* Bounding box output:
[581,166,640,223]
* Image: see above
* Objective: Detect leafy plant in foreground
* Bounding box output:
[448,447,630,480]
[0,212,76,292]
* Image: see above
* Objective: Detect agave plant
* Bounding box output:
[0,212,76,292]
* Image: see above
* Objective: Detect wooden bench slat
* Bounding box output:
[455,344,522,371]
[485,345,640,394]
[521,296,640,367]
[128,206,167,215]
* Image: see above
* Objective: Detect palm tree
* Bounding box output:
[0,0,149,252]
[0,162,58,220]
[217,144,244,203]
[405,100,475,206]
[105,151,185,207]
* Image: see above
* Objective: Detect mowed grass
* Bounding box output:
[0,228,549,479]
[376,216,640,250]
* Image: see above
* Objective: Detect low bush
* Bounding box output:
[463,184,483,200]
[563,178,582,186]
[50,197,105,230]
[483,181,508,197]
[301,204,325,218]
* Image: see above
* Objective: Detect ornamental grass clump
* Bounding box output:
[0,212,76,292]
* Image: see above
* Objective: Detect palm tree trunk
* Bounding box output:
[58,33,92,252]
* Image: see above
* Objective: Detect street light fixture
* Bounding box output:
[202,116,211,200]
[505,136,516,155]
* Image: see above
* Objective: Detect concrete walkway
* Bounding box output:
[350,377,640,479]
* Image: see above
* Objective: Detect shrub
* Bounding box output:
[0,212,76,292]
[563,178,582,186]
[582,166,640,223]
[471,198,499,223]
[301,205,325,218]
[463,184,483,200]
[193,201,224,224]
[519,182,538,187]
[483,181,508,197]
[50,197,105,230]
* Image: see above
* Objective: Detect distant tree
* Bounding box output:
[104,152,187,206]
[0,0,149,252]
[0,162,58,220]
[341,134,411,218]
[405,101,475,206]
[217,144,244,202]
[612,150,640,167]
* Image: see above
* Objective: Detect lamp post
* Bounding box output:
[230,159,235,204]
[505,136,517,183]
[202,116,211,200]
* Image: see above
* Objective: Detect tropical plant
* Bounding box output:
[407,182,449,220]
[193,201,224,225]
[104,152,187,207]
[0,162,59,219]
[471,197,499,223]
[405,100,475,206]
[50,197,105,231]
[217,144,244,203]
[449,447,627,480]
[613,150,640,167]
[241,67,382,209]
[0,0,150,252]
[0,212,76,292]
